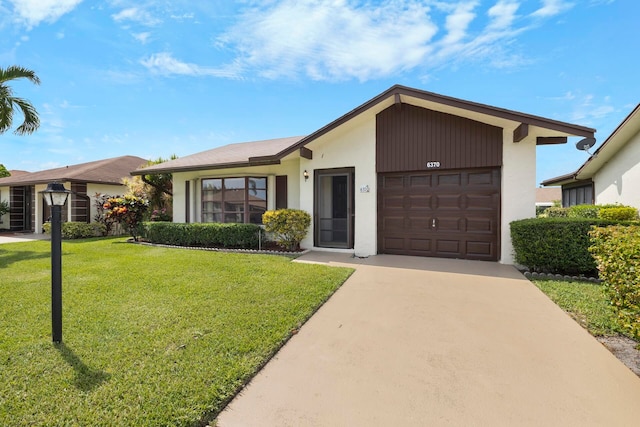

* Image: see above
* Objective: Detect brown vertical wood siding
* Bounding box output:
[71,182,89,223]
[376,103,503,173]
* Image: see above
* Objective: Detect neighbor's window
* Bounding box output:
[201,177,267,224]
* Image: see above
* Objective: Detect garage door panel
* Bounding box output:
[378,168,500,261]
[467,171,496,185]
[467,217,494,233]
[466,241,494,258]
[436,173,462,186]
[409,175,432,187]
[467,194,497,210]
[435,194,463,209]
[408,195,432,209]
[409,238,431,251]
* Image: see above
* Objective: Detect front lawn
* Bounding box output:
[532,279,625,337]
[0,238,353,426]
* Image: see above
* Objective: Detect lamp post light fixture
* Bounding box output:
[41,182,71,343]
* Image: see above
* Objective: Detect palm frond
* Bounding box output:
[0,65,41,85]
[11,97,40,135]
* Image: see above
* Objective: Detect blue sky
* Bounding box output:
[0,0,636,183]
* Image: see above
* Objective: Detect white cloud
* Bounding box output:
[218,0,438,81]
[8,0,83,28]
[441,2,478,46]
[531,0,574,18]
[487,0,520,30]
[133,32,152,44]
[570,94,616,122]
[140,52,242,79]
[111,7,161,26]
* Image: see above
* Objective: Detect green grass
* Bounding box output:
[532,279,626,337]
[0,238,353,426]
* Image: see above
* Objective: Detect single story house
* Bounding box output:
[542,104,640,208]
[0,155,146,233]
[133,85,594,264]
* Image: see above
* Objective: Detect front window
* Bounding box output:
[202,177,267,224]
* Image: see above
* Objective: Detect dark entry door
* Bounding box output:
[10,186,34,231]
[315,168,354,249]
[378,168,500,261]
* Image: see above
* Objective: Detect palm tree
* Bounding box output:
[0,65,41,135]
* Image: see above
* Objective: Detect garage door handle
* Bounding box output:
[432,218,436,228]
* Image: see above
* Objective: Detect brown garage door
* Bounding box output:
[378,168,500,261]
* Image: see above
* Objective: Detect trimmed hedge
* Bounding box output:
[43,222,107,239]
[510,218,625,276]
[142,222,261,249]
[598,206,638,221]
[568,204,599,218]
[590,225,640,340]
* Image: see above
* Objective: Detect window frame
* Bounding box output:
[201,176,267,224]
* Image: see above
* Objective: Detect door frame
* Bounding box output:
[313,167,355,249]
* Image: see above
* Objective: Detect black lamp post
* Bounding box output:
[41,182,71,343]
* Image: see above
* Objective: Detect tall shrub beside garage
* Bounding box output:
[589,225,640,340]
[510,218,604,275]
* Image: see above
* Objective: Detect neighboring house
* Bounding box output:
[133,85,594,264]
[542,104,640,208]
[535,187,561,209]
[0,156,146,233]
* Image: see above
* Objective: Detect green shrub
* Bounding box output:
[262,209,311,251]
[43,222,107,239]
[598,206,638,221]
[142,222,261,249]
[545,207,568,218]
[589,225,640,340]
[510,218,620,275]
[0,200,9,217]
[568,204,600,218]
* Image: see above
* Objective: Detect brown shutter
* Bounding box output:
[185,181,190,223]
[275,175,288,209]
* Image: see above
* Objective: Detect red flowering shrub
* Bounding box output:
[103,194,149,241]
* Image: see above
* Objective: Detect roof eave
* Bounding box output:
[131,159,282,175]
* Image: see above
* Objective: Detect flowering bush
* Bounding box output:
[103,194,149,241]
[150,208,172,222]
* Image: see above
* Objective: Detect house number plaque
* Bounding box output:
[426,161,441,168]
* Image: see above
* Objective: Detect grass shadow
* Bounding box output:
[0,250,49,268]
[55,342,110,392]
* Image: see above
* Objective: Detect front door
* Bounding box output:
[315,168,354,249]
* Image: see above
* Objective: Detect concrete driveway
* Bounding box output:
[0,232,49,244]
[217,252,640,426]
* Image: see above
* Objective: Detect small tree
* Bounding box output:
[0,199,9,217]
[0,164,10,178]
[262,209,311,251]
[103,194,148,241]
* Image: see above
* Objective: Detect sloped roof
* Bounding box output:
[541,104,640,186]
[134,136,305,174]
[536,187,561,203]
[134,84,596,175]
[0,155,146,186]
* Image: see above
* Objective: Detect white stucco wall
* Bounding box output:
[172,159,300,223]
[593,130,640,208]
[500,128,537,265]
[88,183,130,224]
[299,113,377,256]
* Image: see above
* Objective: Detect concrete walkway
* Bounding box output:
[0,232,49,244]
[217,252,640,426]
